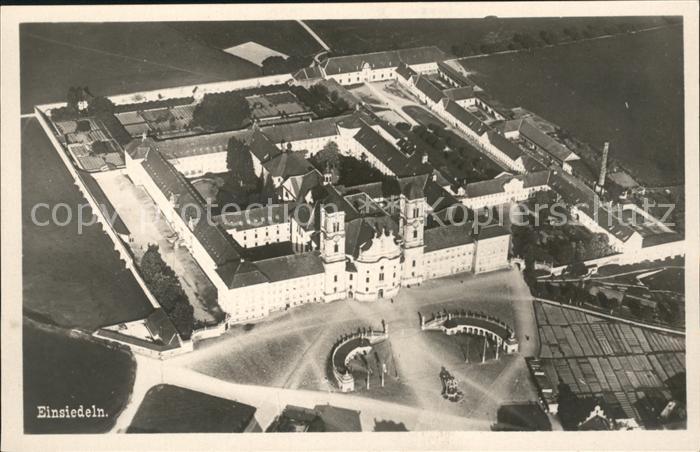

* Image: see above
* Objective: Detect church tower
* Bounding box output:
[400,184,425,287]
[320,206,347,302]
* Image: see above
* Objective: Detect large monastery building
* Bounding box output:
[124,106,511,324]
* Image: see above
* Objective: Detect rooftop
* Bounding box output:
[323,46,447,75]
[127,384,257,433]
[141,149,241,266]
[424,222,475,252]
[255,251,325,282]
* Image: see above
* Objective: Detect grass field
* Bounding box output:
[307,17,666,56]
[22,118,153,329]
[168,21,322,57]
[23,322,136,433]
[460,26,684,186]
[20,22,260,113]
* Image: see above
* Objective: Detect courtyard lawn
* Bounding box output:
[23,322,136,433]
[22,118,153,330]
[20,23,260,113]
[402,105,447,129]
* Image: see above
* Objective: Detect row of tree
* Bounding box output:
[450,22,653,57]
[139,244,194,339]
[52,86,116,121]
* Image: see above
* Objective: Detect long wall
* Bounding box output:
[35,108,162,312]
[36,73,295,112]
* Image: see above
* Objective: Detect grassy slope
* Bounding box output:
[22,118,153,329]
[307,17,665,55]
[23,322,136,433]
[462,26,684,186]
[20,22,261,112]
[167,20,322,56]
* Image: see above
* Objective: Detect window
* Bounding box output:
[412,260,416,267]
[379,273,384,281]
[334,244,339,253]
[349,274,353,280]
[333,275,338,282]
[413,229,418,239]
[366,277,370,283]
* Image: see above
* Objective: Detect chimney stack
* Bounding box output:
[596,142,610,193]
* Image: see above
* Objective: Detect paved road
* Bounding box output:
[114,269,542,432]
[296,20,331,51]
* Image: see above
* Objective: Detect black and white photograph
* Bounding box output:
[1,2,698,450]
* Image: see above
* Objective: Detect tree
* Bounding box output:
[191,91,251,132]
[88,96,115,115]
[261,173,278,204]
[586,234,613,259]
[139,244,189,313]
[556,382,582,430]
[170,300,194,339]
[226,137,258,191]
[312,140,341,170]
[261,56,288,75]
[67,87,80,111]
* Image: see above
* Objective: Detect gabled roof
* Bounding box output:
[144,309,180,346]
[283,170,323,201]
[398,174,429,200]
[437,60,473,86]
[322,46,446,75]
[313,404,362,432]
[262,115,343,143]
[344,218,377,258]
[548,171,636,241]
[444,86,475,101]
[293,65,324,81]
[518,120,577,163]
[414,76,446,104]
[215,205,289,231]
[476,224,510,240]
[141,149,241,266]
[255,251,325,282]
[395,62,417,81]
[485,130,523,161]
[263,151,316,179]
[352,125,431,177]
[444,100,488,136]
[424,223,475,252]
[215,260,269,289]
[249,130,282,163]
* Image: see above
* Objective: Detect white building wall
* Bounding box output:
[473,235,510,273]
[170,152,227,178]
[424,244,474,279]
[267,273,326,312]
[227,222,292,248]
